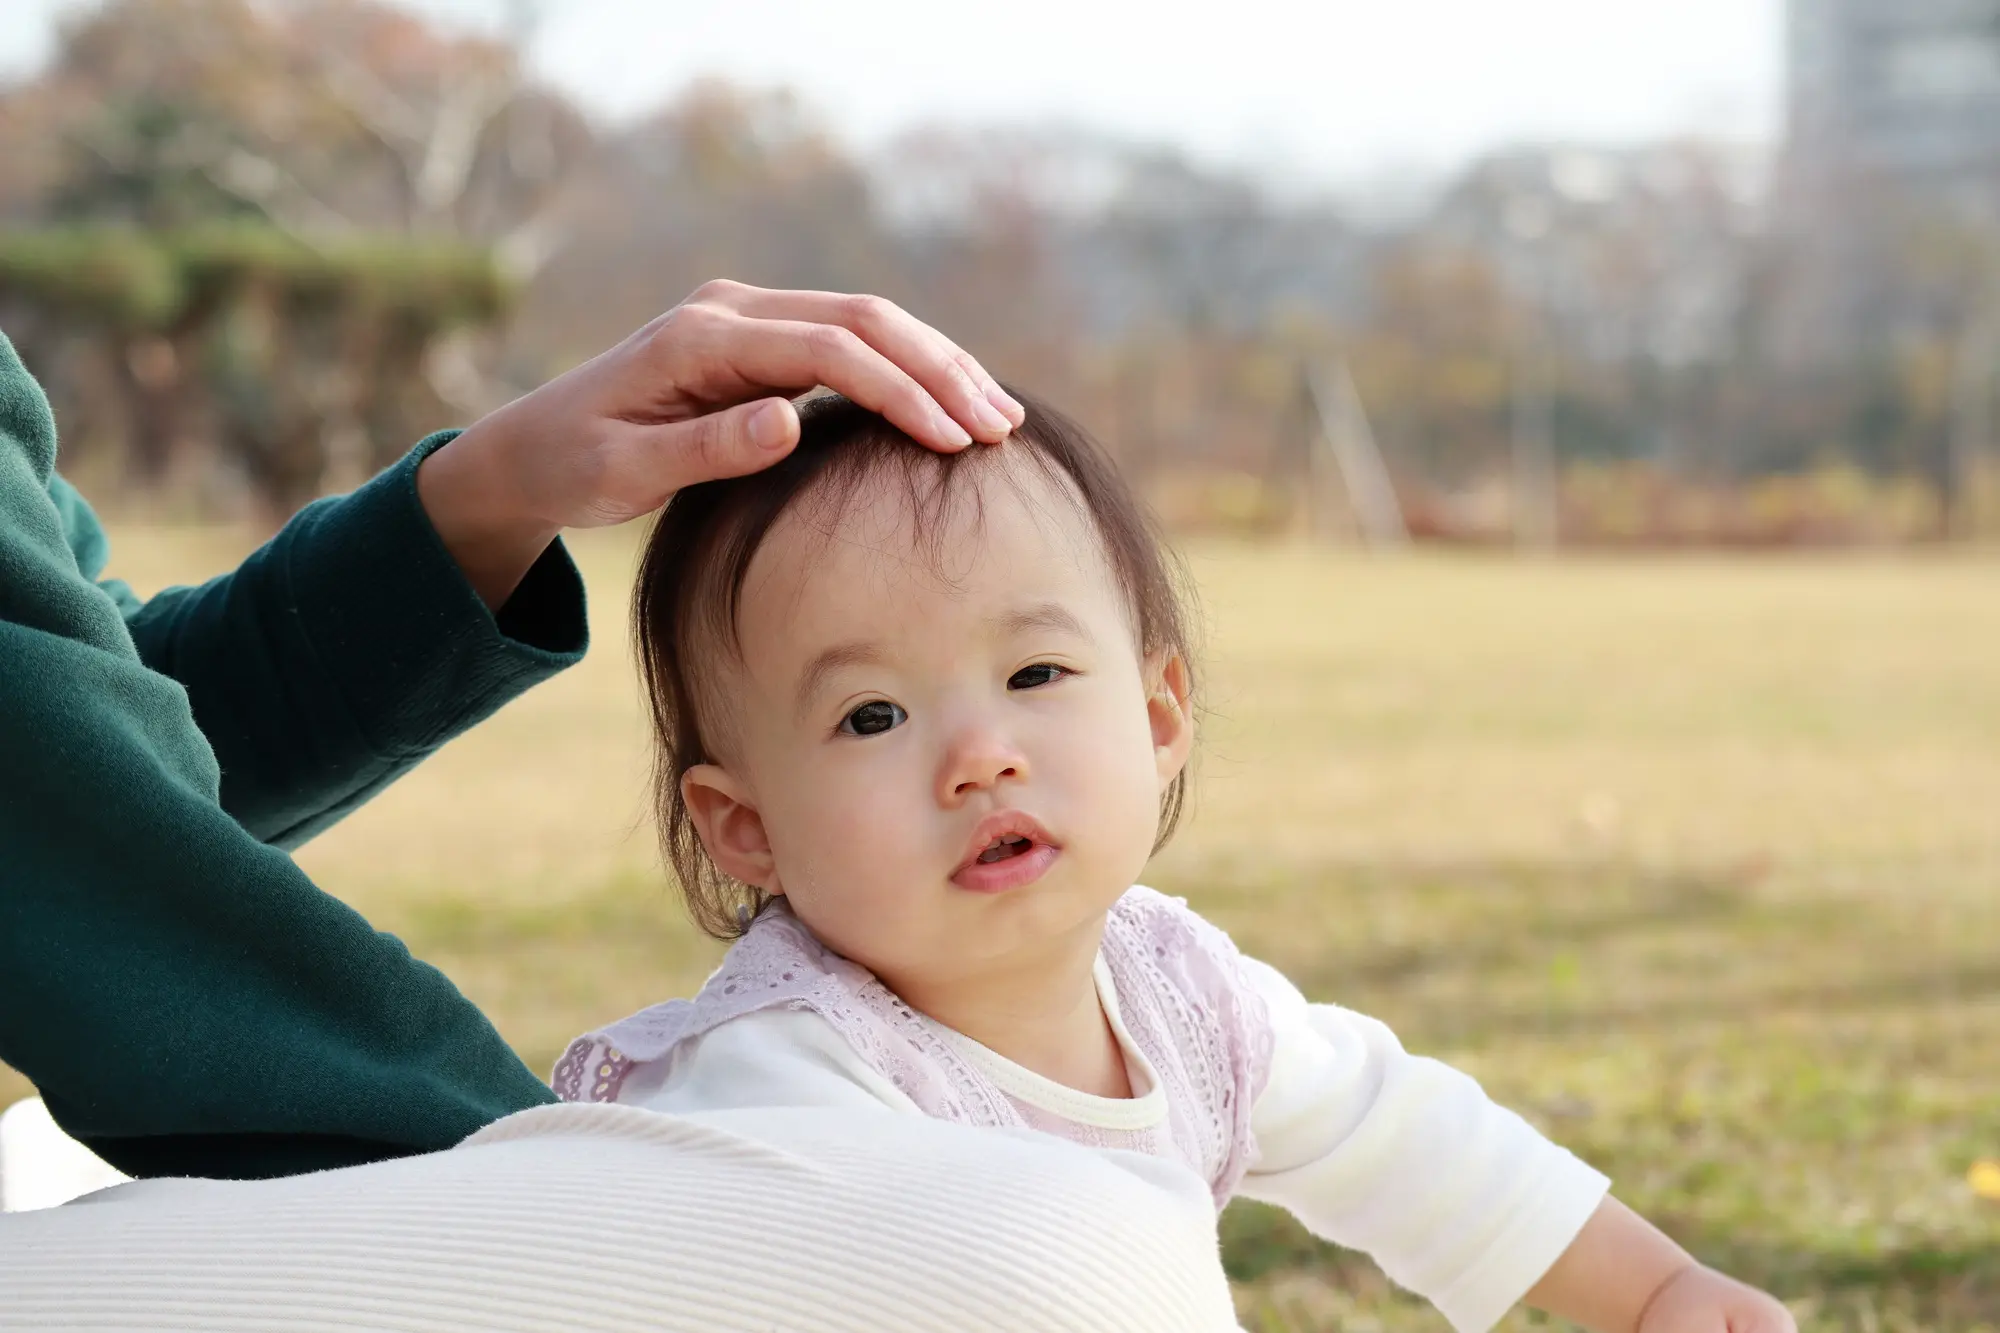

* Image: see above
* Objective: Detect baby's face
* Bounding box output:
[685,455,1191,1000]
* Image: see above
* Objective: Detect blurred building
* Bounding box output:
[1788,0,2000,205]
[1775,0,2000,359]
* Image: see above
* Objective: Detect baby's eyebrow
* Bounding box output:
[999,602,1094,642]
[795,640,887,719]
[793,605,1092,718]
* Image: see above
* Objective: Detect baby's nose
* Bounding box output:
[938,729,1029,803]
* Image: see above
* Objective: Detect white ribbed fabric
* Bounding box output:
[0,1098,129,1212]
[0,1102,1243,1332]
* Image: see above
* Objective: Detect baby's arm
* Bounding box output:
[1235,957,1789,1333]
[1236,956,1606,1330]
[1526,1196,1793,1333]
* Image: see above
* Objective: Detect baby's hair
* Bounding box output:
[633,389,1198,939]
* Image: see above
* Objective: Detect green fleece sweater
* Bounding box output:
[0,330,574,1180]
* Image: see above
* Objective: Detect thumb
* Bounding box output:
[650,397,800,486]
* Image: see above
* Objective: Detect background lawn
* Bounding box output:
[11,529,1997,1330]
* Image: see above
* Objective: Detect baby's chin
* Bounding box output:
[785,859,1133,972]
[951,860,1133,945]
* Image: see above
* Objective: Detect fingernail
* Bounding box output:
[750,400,792,450]
[932,406,973,448]
[973,396,1012,435]
[987,383,1025,424]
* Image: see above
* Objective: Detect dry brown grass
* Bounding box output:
[11,527,2000,1329]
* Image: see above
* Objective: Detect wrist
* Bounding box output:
[1633,1260,1706,1333]
[416,417,561,611]
[1524,1197,1699,1333]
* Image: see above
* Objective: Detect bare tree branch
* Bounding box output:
[317,52,432,155]
[202,145,359,237]
[409,66,517,229]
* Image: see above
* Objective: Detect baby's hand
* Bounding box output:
[1638,1265,1797,1333]
[1527,1198,1794,1333]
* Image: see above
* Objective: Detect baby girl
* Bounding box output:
[557,392,1792,1333]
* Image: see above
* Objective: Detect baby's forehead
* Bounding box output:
[685,443,1144,749]
[745,449,1118,621]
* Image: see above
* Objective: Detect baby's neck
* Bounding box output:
[888,928,1134,1101]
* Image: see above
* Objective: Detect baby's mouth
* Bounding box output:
[976,835,1034,864]
[953,811,1061,887]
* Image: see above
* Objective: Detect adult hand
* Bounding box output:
[417,280,1025,608]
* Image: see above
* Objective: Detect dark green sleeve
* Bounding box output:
[0,331,560,1180]
[106,431,586,848]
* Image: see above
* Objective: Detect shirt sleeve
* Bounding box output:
[0,332,558,1181]
[105,430,587,849]
[613,1009,920,1118]
[1237,957,1609,1333]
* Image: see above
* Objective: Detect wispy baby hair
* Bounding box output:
[632,388,1197,939]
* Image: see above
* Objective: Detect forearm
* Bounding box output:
[414,411,561,611]
[1524,1197,1697,1333]
[1,621,555,1180]
[126,430,586,847]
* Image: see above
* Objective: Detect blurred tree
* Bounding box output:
[9,0,592,409]
[22,0,594,256]
[517,82,905,375]
[0,0,566,512]
[1348,243,1518,485]
[0,227,511,519]
[0,0,1984,539]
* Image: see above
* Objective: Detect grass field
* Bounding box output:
[11,528,1999,1330]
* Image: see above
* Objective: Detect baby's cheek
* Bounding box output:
[788,789,925,909]
[1065,714,1169,871]
[793,791,897,887]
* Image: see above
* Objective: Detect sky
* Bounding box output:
[1,0,1785,194]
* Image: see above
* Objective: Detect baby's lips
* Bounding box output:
[955,809,1059,872]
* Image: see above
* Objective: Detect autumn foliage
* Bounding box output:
[2,0,1997,540]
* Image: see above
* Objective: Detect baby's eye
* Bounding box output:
[839,700,907,736]
[1008,663,1071,690]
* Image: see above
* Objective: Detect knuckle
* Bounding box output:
[842,292,896,335]
[691,277,747,305]
[687,414,730,468]
[893,380,934,421]
[946,357,983,397]
[662,300,727,343]
[806,322,862,361]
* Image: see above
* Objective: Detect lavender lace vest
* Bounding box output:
[553,886,1275,1206]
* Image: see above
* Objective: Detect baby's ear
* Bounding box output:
[1145,652,1195,789]
[681,765,780,892]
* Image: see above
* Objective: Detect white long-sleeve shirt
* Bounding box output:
[613,951,1610,1333]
